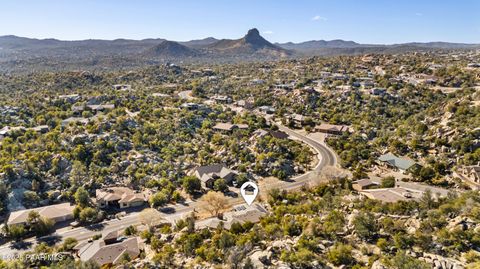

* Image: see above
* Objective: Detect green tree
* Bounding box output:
[214,231,235,251]
[34,217,54,235]
[386,250,430,269]
[281,248,316,268]
[181,233,203,256]
[149,191,169,207]
[23,191,40,207]
[327,243,354,266]
[79,207,98,223]
[393,233,414,250]
[243,257,255,269]
[22,210,54,236]
[214,178,228,192]
[124,225,137,236]
[377,238,389,252]
[419,167,435,181]
[74,187,90,207]
[26,210,41,226]
[8,225,26,240]
[353,212,378,241]
[381,176,396,188]
[182,176,201,195]
[60,238,78,251]
[70,161,88,188]
[419,189,435,210]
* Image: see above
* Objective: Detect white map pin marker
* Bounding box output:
[240,181,259,206]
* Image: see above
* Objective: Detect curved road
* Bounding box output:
[279,125,337,175]
[266,124,337,190]
[0,124,338,258]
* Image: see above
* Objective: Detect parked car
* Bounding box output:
[115,212,126,219]
[159,207,176,214]
[225,191,238,198]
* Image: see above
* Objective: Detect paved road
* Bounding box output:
[262,125,337,191]
[0,125,337,258]
[278,125,337,176]
[0,212,146,259]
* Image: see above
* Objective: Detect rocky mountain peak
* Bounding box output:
[246,28,260,38]
[244,28,265,45]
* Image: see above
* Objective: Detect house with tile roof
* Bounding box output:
[352,178,380,191]
[7,203,75,226]
[96,187,146,209]
[315,123,350,135]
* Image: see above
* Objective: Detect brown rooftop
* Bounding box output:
[7,203,75,226]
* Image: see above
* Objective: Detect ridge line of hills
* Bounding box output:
[1,28,479,72]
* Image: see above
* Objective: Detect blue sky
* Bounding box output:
[1,0,479,44]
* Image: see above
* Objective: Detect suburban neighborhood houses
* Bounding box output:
[0,26,479,268]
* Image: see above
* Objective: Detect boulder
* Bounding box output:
[275,262,292,269]
[48,190,61,200]
[346,209,359,230]
[371,260,387,269]
[250,250,271,267]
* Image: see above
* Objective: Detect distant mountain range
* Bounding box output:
[276,39,480,56]
[1,28,479,72]
[277,39,362,50]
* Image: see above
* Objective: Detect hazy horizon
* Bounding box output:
[1,0,479,44]
[2,31,480,45]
